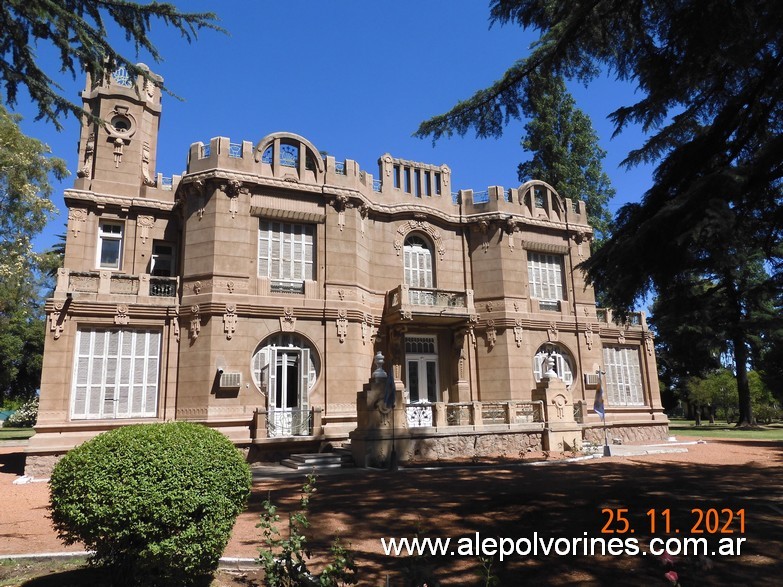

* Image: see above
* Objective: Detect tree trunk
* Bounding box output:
[733,333,754,426]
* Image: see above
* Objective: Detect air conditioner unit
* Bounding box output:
[219,372,242,389]
[584,373,600,387]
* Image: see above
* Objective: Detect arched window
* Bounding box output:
[533,343,574,387]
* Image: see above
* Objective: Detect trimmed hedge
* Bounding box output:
[49,422,251,585]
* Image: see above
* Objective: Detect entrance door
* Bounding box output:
[266,346,310,436]
[405,336,439,427]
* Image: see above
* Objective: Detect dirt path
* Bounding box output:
[2,439,781,585]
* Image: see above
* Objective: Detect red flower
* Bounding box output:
[664,570,679,585]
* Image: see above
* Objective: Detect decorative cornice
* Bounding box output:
[64,189,176,212]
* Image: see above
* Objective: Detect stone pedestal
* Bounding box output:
[350,375,408,468]
[533,374,582,452]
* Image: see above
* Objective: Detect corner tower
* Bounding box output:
[74,63,163,198]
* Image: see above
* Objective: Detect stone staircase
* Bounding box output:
[281,448,354,471]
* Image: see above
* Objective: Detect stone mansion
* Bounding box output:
[27,66,667,473]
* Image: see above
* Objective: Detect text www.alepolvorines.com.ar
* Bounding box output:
[380,533,747,561]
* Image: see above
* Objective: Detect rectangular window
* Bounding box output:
[258,221,314,292]
[424,171,432,196]
[603,347,645,406]
[151,241,176,276]
[404,167,411,193]
[414,169,421,197]
[71,328,160,419]
[434,172,442,195]
[393,165,401,189]
[527,252,564,302]
[97,221,123,269]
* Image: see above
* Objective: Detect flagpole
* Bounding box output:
[593,368,611,457]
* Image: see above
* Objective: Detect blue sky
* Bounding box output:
[13,1,654,252]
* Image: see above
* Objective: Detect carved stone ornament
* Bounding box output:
[68,208,88,238]
[513,301,520,312]
[618,331,626,345]
[220,180,247,219]
[330,194,352,231]
[486,301,494,313]
[114,303,130,325]
[361,314,375,346]
[336,309,348,343]
[338,289,346,301]
[401,310,413,321]
[585,323,594,350]
[486,319,497,350]
[193,281,202,294]
[280,307,296,332]
[547,321,559,342]
[226,280,235,294]
[475,219,490,253]
[223,304,237,340]
[173,309,180,343]
[572,230,591,259]
[513,319,524,348]
[190,305,201,341]
[141,141,155,186]
[136,215,154,245]
[393,220,447,260]
[49,301,66,340]
[77,132,95,179]
[504,217,518,250]
[644,331,654,356]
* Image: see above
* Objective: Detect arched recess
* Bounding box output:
[533,342,575,387]
[254,132,325,181]
[403,234,436,306]
[251,332,320,437]
[518,180,565,219]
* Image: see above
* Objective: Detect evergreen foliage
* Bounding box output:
[416,0,783,426]
[518,71,614,242]
[49,422,251,586]
[0,1,222,128]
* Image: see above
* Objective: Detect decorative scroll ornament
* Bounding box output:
[226,280,235,294]
[136,215,154,245]
[486,319,497,350]
[485,301,494,313]
[336,309,348,343]
[77,133,96,179]
[186,179,206,221]
[49,301,66,340]
[547,321,559,342]
[393,220,446,260]
[338,289,346,301]
[68,208,87,238]
[585,323,594,350]
[401,310,413,321]
[513,319,524,348]
[280,307,296,332]
[223,304,237,340]
[193,281,202,295]
[190,305,201,341]
[618,330,626,345]
[114,304,130,325]
[513,301,520,312]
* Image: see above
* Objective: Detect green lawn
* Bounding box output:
[669,420,783,440]
[0,427,35,441]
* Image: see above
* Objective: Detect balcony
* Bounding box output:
[58,269,178,305]
[385,284,475,325]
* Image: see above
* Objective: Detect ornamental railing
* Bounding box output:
[595,308,644,327]
[228,143,243,158]
[373,179,382,192]
[270,280,305,294]
[150,276,177,297]
[405,400,544,429]
[408,287,468,308]
[472,190,489,204]
[264,409,313,438]
[335,161,346,175]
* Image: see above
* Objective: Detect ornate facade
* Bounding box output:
[28,66,667,474]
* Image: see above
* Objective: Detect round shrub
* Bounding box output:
[49,422,251,585]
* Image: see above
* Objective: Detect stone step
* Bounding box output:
[281,452,354,470]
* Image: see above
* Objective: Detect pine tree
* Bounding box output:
[518,71,614,242]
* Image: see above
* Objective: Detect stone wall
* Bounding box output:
[582,423,669,445]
